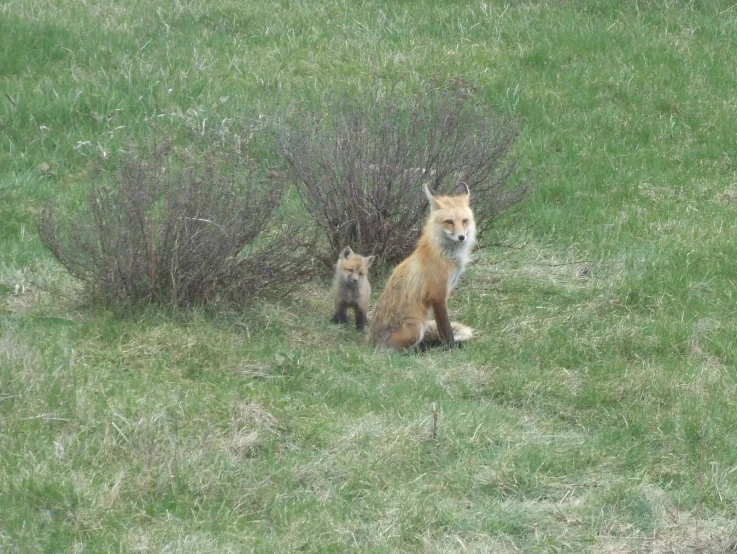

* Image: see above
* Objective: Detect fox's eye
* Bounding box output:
[444,219,453,225]
[462,219,469,225]
[358,272,364,277]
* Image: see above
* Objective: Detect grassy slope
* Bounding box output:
[2,0,737,552]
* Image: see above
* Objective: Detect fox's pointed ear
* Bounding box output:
[366,255,376,268]
[342,246,353,259]
[423,183,440,209]
[454,182,470,197]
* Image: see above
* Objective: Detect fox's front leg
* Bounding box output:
[354,306,368,331]
[331,302,349,324]
[431,299,456,349]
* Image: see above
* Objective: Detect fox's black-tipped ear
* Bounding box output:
[454,182,470,197]
[366,255,376,268]
[342,246,354,259]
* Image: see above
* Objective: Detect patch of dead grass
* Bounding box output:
[225,401,281,457]
[714,188,737,206]
[593,510,736,554]
[0,260,83,317]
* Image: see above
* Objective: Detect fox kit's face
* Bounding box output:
[337,247,374,285]
[425,184,476,247]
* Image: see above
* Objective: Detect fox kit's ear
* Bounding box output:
[342,246,354,259]
[423,183,440,209]
[454,182,470,197]
[365,255,376,268]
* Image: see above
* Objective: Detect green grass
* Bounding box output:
[3,0,737,552]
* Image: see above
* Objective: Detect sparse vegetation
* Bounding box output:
[36,137,316,308]
[2,0,737,552]
[278,85,530,267]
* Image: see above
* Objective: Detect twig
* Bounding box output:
[20,414,69,422]
[595,536,655,542]
[545,260,594,267]
[477,240,529,251]
[431,402,438,440]
[696,416,707,551]
[5,93,16,108]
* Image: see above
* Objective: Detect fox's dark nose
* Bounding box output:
[458,235,466,242]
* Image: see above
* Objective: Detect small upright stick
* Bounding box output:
[431,402,438,440]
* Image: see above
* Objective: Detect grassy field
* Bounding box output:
[3,0,737,552]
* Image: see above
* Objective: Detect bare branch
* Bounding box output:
[37,129,317,308]
[278,84,533,268]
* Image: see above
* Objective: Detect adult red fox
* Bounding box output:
[331,246,375,331]
[369,183,475,350]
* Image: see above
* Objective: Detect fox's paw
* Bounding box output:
[331,312,348,325]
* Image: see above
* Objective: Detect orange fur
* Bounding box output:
[369,184,475,350]
[331,246,375,331]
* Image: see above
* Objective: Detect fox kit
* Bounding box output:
[331,246,375,331]
[369,183,475,350]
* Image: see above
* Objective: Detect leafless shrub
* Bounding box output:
[37,136,316,308]
[277,84,533,268]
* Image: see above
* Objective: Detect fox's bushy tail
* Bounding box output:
[422,320,474,347]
